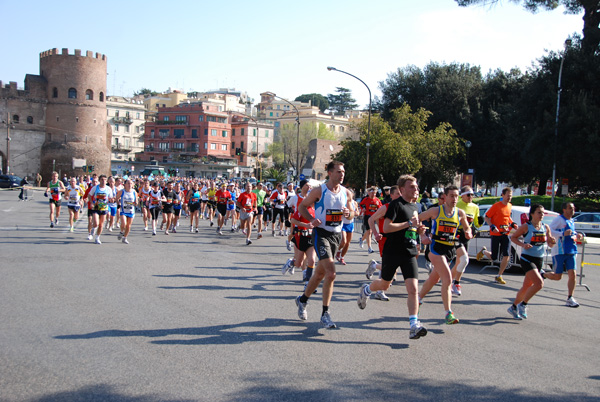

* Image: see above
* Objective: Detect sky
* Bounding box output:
[0,0,584,109]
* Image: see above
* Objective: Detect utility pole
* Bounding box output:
[5,112,10,174]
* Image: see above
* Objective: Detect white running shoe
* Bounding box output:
[95,236,102,245]
[566,297,580,308]
[373,290,390,301]
[366,259,378,279]
[87,234,93,240]
[122,237,129,244]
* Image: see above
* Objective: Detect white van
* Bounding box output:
[466,205,559,271]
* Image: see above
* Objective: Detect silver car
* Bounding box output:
[573,212,600,236]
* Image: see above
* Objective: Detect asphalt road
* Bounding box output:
[1,189,599,402]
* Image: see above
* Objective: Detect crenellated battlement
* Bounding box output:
[40,48,107,62]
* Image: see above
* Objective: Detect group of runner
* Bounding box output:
[44,164,584,339]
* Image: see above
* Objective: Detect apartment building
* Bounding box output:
[106,96,146,163]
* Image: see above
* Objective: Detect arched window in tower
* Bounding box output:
[99,92,104,102]
[85,89,93,100]
[27,116,33,124]
[12,115,19,123]
[52,87,58,98]
[68,88,77,99]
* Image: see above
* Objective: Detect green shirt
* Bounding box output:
[253,189,266,207]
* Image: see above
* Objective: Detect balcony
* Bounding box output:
[112,144,132,152]
[113,116,133,125]
[156,120,188,125]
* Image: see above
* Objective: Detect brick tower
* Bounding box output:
[39,48,111,179]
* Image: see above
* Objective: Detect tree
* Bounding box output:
[271,123,336,172]
[335,105,463,193]
[327,87,358,115]
[455,0,600,55]
[295,93,330,113]
[133,88,159,97]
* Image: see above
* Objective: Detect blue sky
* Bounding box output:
[0,0,584,108]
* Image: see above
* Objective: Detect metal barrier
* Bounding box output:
[578,236,600,291]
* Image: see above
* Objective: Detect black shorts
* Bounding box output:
[263,208,272,222]
[68,205,81,212]
[173,208,181,217]
[162,204,174,214]
[256,206,264,215]
[491,235,511,260]
[381,253,419,281]
[363,215,372,231]
[149,208,160,220]
[520,255,544,273]
[87,209,94,217]
[456,229,470,249]
[189,203,200,213]
[207,201,217,210]
[311,227,342,261]
[430,241,456,261]
[293,234,312,253]
[217,204,227,216]
[94,209,108,216]
[272,208,285,223]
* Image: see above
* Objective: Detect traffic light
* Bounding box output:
[82,165,87,172]
[89,165,94,172]
[235,148,241,156]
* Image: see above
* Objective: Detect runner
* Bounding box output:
[237,182,257,245]
[138,179,151,231]
[284,182,296,237]
[295,161,354,329]
[207,181,217,226]
[64,177,84,232]
[83,176,99,240]
[161,181,175,235]
[417,185,472,325]
[200,180,209,219]
[252,182,266,238]
[336,189,360,265]
[451,186,482,296]
[106,176,118,232]
[356,175,428,339]
[215,182,231,235]
[270,183,287,236]
[226,183,238,232]
[507,204,556,319]
[358,186,382,253]
[45,171,65,228]
[116,179,137,244]
[88,174,116,244]
[263,186,273,233]
[187,183,201,232]
[171,182,184,233]
[148,181,164,236]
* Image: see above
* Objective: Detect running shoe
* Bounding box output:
[368,247,374,254]
[165,231,169,235]
[50,222,54,228]
[303,281,317,294]
[272,230,276,237]
[144,226,148,231]
[282,258,293,275]
[451,283,462,296]
[339,258,346,265]
[418,296,423,306]
[108,227,113,232]
[160,222,164,230]
[87,234,93,240]
[95,236,102,245]
[246,239,252,245]
[320,312,337,329]
[122,237,129,244]
[517,303,528,319]
[231,228,236,233]
[357,284,370,309]
[445,311,459,324]
[218,230,223,235]
[374,290,390,301]
[279,230,284,236]
[286,240,292,251]
[69,227,74,233]
[425,261,433,274]
[566,297,580,308]
[117,232,123,240]
[55,218,59,225]
[495,276,506,285]
[257,233,262,239]
[366,260,378,279]
[173,227,177,233]
[190,226,193,233]
[409,322,428,340]
[335,251,341,262]
[195,228,199,233]
[210,221,214,227]
[295,296,307,320]
[476,247,487,261]
[507,305,522,320]
[152,230,156,236]
[359,238,364,249]
[288,265,295,275]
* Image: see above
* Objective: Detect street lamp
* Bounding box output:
[327,66,371,193]
[264,91,300,181]
[465,140,472,171]
[551,39,572,212]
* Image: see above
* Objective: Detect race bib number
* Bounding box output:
[325,209,343,227]
[437,220,458,241]
[123,201,135,213]
[530,232,547,246]
[96,194,108,211]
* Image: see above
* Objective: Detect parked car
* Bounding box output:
[572,212,600,236]
[0,175,23,189]
[466,204,559,271]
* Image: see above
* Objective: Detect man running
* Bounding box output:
[88,175,115,244]
[215,182,231,235]
[358,186,382,253]
[295,161,354,329]
[237,182,257,245]
[64,177,84,232]
[252,182,266,238]
[45,171,65,228]
[544,202,585,307]
[116,179,137,244]
[477,187,518,284]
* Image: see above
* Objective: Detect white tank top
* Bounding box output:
[313,183,347,233]
[120,190,137,214]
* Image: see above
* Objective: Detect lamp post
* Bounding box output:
[2,112,11,174]
[264,92,300,182]
[465,140,472,171]
[551,39,572,212]
[327,66,371,193]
